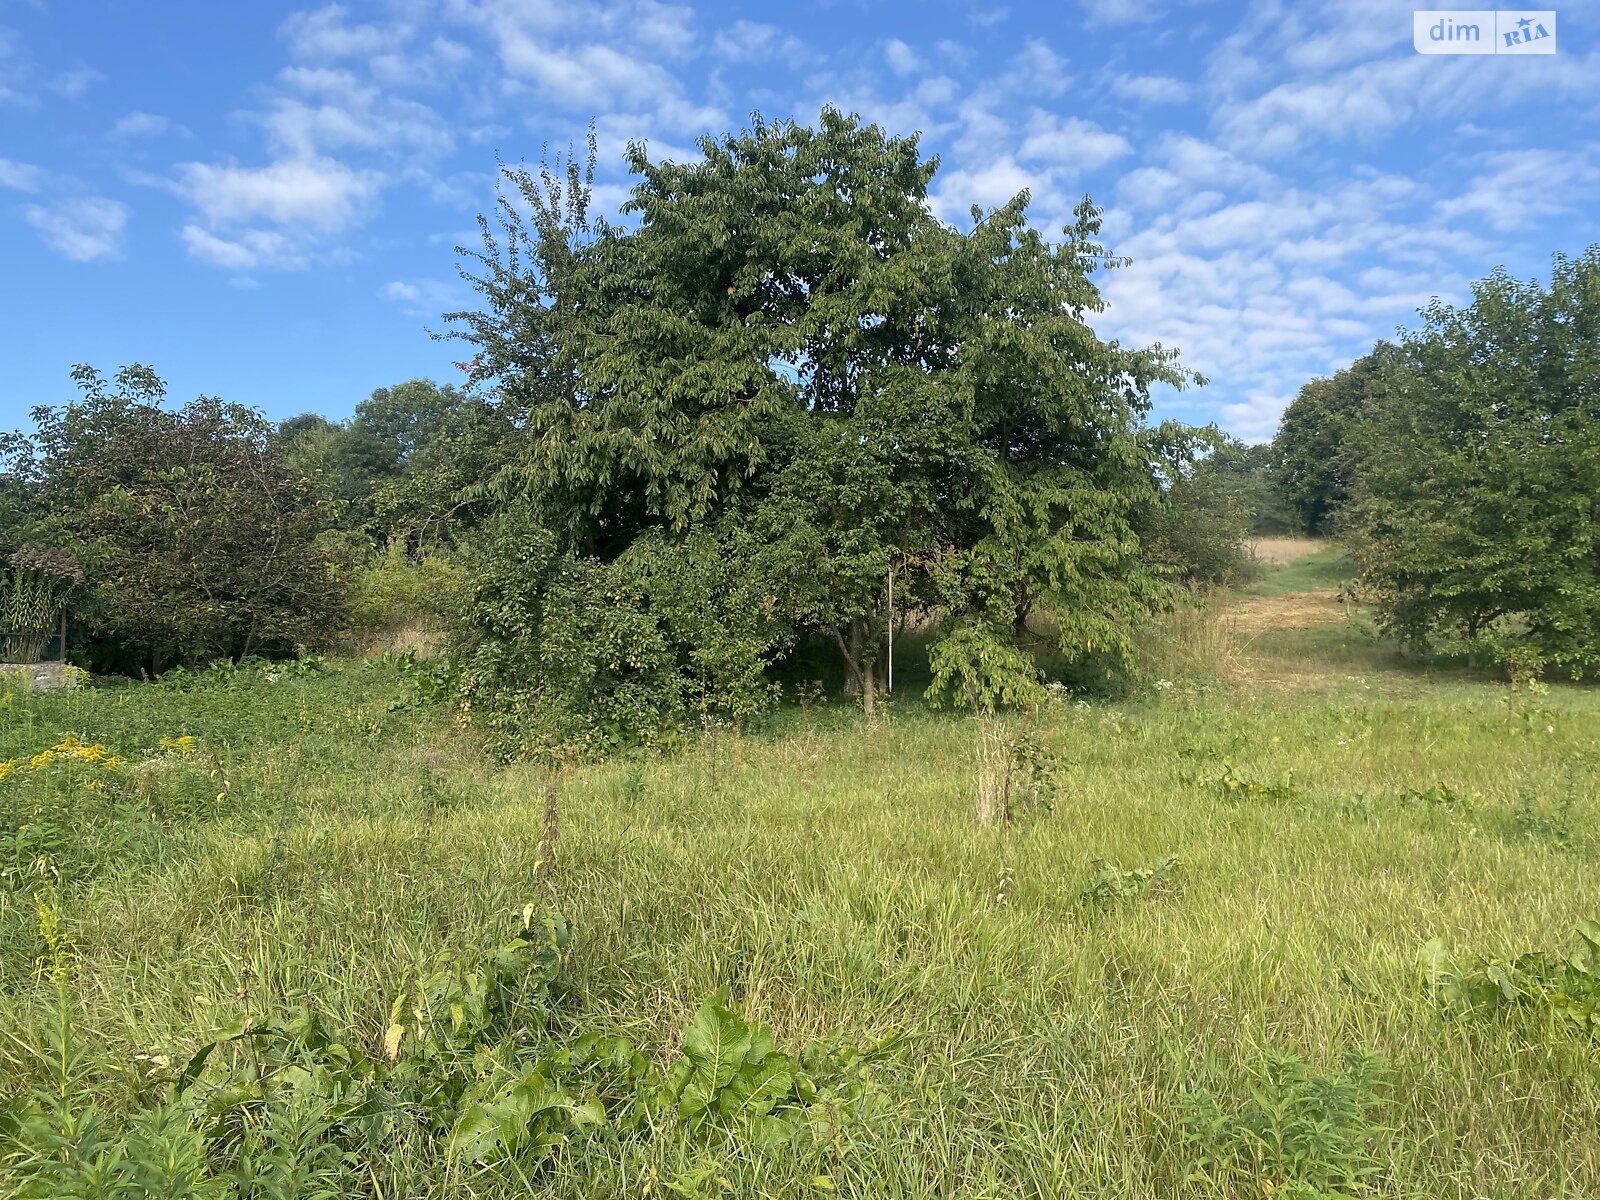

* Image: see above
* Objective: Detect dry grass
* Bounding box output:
[1136,590,1245,682]
[353,622,447,658]
[1230,587,1351,636]
[1247,535,1326,566]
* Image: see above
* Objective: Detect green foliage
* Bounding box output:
[453,504,787,757]
[3,629,1600,1196]
[448,110,1196,735]
[346,545,461,643]
[0,734,214,890]
[1273,344,1397,536]
[1199,757,1305,805]
[1345,250,1600,670]
[7,365,350,674]
[1508,786,1579,850]
[0,899,887,1195]
[925,622,1047,714]
[1397,782,1479,818]
[278,380,507,552]
[1178,1050,1388,1199]
[1079,854,1179,910]
[1140,424,1270,585]
[2,547,81,663]
[1422,922,1600,1040]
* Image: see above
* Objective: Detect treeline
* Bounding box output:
[5,108,1592,752]
[1,111,1280,753]
[0,369,494,675]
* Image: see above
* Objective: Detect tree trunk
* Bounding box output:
[831,620,876,715]
[976,718,1011,826]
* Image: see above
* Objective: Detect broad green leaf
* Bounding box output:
[716,1051,796,1120]
[676,990,754,1118]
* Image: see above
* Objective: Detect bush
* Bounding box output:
[452,504,789,759]
[348,544,463,651]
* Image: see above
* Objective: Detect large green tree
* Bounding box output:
[449,110,1196,744]
[1348,249,1600,670]
[1274,343,1396,535]
[7,365,350,673]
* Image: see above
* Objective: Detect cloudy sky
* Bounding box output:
[1,1,1596,438]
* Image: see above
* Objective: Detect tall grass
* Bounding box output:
[2,645,1598,1196]
[1135,589,1243,683]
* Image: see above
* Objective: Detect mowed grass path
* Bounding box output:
[2,581,1598,1196]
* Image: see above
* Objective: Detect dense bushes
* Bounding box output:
[1,366,350,674]
[347,544,462,650]
[452,505,788,757]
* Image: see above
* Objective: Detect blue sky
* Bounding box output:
[1,1,1596,440]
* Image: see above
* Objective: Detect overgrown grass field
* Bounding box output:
[3,573,1598,1197]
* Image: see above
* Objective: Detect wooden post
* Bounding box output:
[886,565,894,694]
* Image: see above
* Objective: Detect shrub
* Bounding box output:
[348,544,463,650]
[1179,1050,1388,1199]
[1422,922,1600,1039]
[452,504,789,759]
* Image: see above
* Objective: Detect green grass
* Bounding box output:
[1247,545,1356,596]
[3,644,1599,1196]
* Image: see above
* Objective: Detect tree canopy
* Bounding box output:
[1344,248,1600,671]
[2,365,350,673]
[1274,343,1397,536]
[445,109,1199,750]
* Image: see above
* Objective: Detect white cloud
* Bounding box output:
[110,111,170,138]
[711,20,801,62]
[48,65,102,100]
[267,67,454,157]
[1090,148,1494,441]
[931,155,1047,222]
[24,197,128,261]
[463,0,720,133]
[1437,147,1600,231]
[1018,112,1131,170]
[177,154,380,232]
[371,36,473,87]
[1214,47,1600,157]
[884,39,920,77]
[380,276,460,316]
[1080,0,1159,26]
[282,4,408,60]
[1002,38,1069,97]
[630,1,696,57]
[1108,73,1190,105]
[181,225,304,271]
[0,156,43,191]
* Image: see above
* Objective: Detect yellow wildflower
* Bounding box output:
[24,737,122,773]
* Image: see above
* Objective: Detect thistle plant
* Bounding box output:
[1,545,83,663]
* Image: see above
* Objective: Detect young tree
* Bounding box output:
[1138,424,1260,586]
